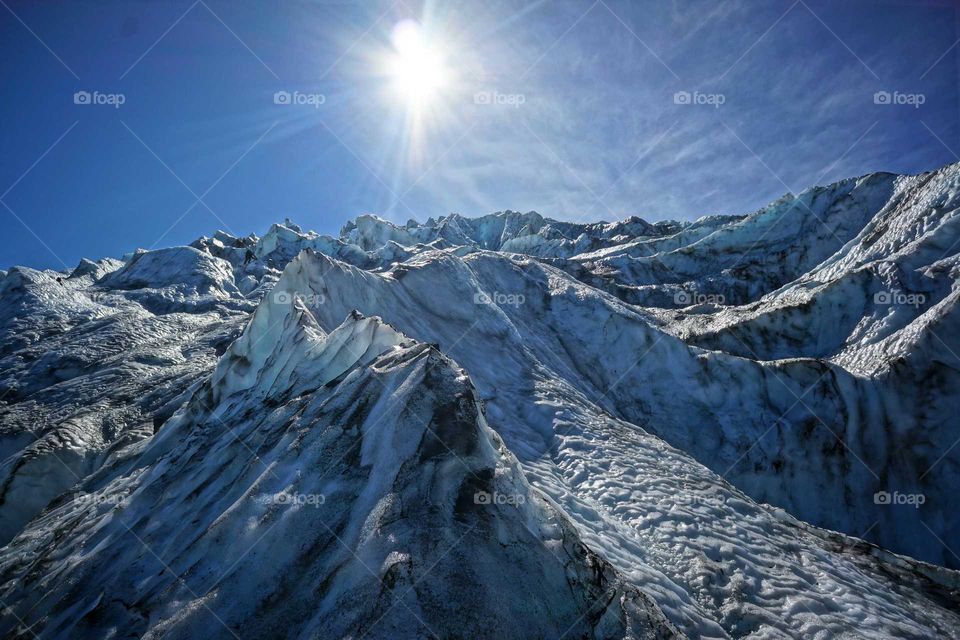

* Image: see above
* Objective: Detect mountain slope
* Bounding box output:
[1,161,960,638]
[0,307,679,640]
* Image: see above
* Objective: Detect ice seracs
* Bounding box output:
[0,308,681,639]
[1,161,960,638]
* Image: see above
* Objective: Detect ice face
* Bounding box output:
[2,162,960,638]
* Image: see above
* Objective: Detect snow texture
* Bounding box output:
[2,162,960,639]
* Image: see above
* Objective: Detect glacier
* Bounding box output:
[1,161,960,638]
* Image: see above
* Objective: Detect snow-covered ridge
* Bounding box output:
[0,303,680,639]
[1,160,960,638]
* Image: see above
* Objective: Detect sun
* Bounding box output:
[386,20,449,108]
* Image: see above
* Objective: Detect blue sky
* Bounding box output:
[1,0,957,270]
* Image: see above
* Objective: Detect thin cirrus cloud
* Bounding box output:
[0,0,957,270]
[402,0,957,224]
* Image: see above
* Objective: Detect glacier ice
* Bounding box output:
[1,162,960,638]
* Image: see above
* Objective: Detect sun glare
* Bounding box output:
[387,20,448,108]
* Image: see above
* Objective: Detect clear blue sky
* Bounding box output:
[1,0,957,270]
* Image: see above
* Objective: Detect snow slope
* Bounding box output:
[0,308,680,639]
[1,161,960,638]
